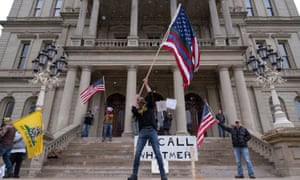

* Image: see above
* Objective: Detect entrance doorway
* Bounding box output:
[185,93,204,135]
[106,93,125,137]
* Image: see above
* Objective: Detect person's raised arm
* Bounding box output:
[143,78,151,92]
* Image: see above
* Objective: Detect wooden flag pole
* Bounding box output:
[191,146,202,179]
[138,4,182,96]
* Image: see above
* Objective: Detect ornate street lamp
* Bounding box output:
[31,43,68,110]
[247,45,294,128]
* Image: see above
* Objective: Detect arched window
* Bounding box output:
[295,96,300,119]
[22,97,37,116]
[0,97,15,119]
[269,96,289,122]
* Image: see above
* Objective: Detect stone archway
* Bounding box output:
[106,93,125,137]
[185,93,205,135]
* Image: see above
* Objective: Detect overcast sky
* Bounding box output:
[0,0,300,32]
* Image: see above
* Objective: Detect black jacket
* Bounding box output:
[220,123,251,147]
[132,92,156,130]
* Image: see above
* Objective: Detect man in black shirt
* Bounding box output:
[81,110,94,137]
[128,78,167,180]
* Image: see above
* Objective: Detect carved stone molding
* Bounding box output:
[17,33,37,39]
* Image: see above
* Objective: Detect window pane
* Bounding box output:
[278,43,291,69]
[18,43,30,69]
[54,0,63,16]
[244,0,254,16]
[264,0,274,16]
[34,0,44,16]
[295,99,300,119]
[3,101,15,119]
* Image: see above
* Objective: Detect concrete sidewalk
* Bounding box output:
[13,177,300,180]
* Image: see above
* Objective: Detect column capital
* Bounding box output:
[218,65,231,71]
[81,66,91,72]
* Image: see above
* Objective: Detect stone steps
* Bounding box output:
[37,137,277,178]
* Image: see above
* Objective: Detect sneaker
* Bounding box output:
[249,175,256,179]
[234,175,244,178]
[127,174,137,180]
[161,175,168,180]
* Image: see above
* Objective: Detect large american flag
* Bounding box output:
[161,4,200,87]
[197,103,217,148]
[80,76,105,104]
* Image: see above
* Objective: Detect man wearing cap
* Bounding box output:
[0,117,17,178]
[102,107,114,142]
[219,120,256,179]
[128,78,167,180]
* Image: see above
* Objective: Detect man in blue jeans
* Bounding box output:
[0,117,16,178]
[128,78,167,180]
[219,120,256,179]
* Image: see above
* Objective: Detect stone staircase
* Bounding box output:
[36,137,277,178]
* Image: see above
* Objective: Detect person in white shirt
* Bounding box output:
[9,131,26,178]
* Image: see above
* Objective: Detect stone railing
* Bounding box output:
[247,129,273,162]
[92,38,213,48]
[27,124,80,177]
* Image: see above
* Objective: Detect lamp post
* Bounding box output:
[31,43,68,110]
[247,45,294,128]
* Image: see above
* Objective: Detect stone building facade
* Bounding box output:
[0,0,300,140]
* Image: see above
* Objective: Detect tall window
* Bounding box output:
[278,42,291,69]
[22,97,37,116]
[53,0,63,17]
[295,97,300,119]
[1,98,15,120]
[17,42,30,69]
[244,0,254,16]
[264,0,274,16]
[34,0,44,16]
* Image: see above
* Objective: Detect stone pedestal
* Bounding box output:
[262,127,300,176]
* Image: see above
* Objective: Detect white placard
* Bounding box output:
[166,98,177,110]
[134,136,198,161]
[151,159,169,174]
[156,101,167,112]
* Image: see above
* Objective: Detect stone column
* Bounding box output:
[75,0,88,36]
[208,0,225,46]
[88,0,100,37]
[218,66,238,125]
[55,67,77,131]
[127,0,139,46]
[63,0,73,12]
[123,66,137,136]
[170,0,178,17]
[206,85,219,136]
[221,0,234,36]
[73,66,92,126]
[173,67,188,134]
[233,66,256,130]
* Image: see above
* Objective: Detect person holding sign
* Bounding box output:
[128,78,167,180]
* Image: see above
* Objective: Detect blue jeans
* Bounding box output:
[132,128,165,176]
[102,124,112,141]
[81,124,90,137]
[218,125,225,137]
[233,147,255,176]
[0,146,13,174]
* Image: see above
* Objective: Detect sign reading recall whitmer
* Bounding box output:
[134,136,198,161]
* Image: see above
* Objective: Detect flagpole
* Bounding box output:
[103,76,107,106]
[138,4,182,96]
[204,100,216,117]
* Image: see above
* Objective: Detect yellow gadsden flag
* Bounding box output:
[13,110,43,158]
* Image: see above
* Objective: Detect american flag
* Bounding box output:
[161,4,200,87]
[197,103,217,148]
[80,76,105,104]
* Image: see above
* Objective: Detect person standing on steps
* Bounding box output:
[9,131,26,178]
[102,107,114,142]
[81,110,94,137]
[128,78,167,180]
[216,109,226,138]
[219,120,256,179]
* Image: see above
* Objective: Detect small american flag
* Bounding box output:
[161,4,200,87]
[197,103,217,148]
[80,76,105,104]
